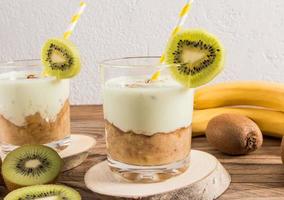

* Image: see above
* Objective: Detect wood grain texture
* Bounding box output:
[1,105,284,199]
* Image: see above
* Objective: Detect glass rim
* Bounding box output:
[0,59,54,81]
[99,56,183,69]
[0,59,41,69]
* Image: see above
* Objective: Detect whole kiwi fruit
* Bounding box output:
[206,113,263,155]
[281,137,284,164]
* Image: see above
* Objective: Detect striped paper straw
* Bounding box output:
[63,1,87,40]
[150,0,194,81]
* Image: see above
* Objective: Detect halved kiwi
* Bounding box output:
[165,29,224,88]
[4,184,81,200]
[2,145,63,191]
[41,37,81,79]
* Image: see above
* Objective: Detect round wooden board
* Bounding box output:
[60,134,96,171]
[85,150,231,200]
[0,134,96,172]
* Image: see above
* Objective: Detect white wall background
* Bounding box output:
[1,0,284,104]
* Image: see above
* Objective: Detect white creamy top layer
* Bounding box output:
[0,71,69,126]
[103,76,194,136]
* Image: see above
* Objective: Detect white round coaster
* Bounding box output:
[84,150,231,200]
[59,134,95,158]
[61,134,96,171]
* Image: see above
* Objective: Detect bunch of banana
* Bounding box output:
[193,81,284,138]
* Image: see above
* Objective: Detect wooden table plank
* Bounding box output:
[1,105,284,199]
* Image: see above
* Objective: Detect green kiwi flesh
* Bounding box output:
[4,184,81,200]
[165,29,224,88]
[2,145,63,191]
[41,38,81,79]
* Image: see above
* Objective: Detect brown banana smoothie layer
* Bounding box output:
[105,120,191,166]
[0,101,70,146]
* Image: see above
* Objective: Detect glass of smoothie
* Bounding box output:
[0,60,70,153]
[100,56,194,182]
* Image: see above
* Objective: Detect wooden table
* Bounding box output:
[1,105,284,199]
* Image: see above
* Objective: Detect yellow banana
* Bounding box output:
[194,81,284,111]
[192,107,284,138]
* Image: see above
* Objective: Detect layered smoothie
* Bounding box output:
[103,75,194,180]
[0,69,70,151]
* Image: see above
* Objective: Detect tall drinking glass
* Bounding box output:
[100,56,194,182]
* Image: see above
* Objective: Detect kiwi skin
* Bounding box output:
[206,113,263,155]
[4,176,60,192]
[3,168,62,192]
[4,170,62,192]
[0,159,3,186]
[281,137,284,164]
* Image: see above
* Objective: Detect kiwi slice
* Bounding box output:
[165,29,224,88]
[41,37,81,79]
[4,184,81,200]
[2,145,63,191]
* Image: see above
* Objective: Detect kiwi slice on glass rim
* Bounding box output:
[2,145,63,191]
[41,38,81,79]
[4,184,81,200]
[165,29,224,88]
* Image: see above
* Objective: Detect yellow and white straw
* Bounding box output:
[150,0,194,81]
[63,1,87,40]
